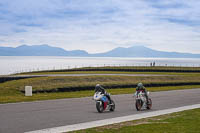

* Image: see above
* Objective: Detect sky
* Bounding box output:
[0,0,200,54]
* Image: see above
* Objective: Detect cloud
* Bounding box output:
[0,0,200,53]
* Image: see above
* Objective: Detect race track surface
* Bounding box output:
[0,88,200,133]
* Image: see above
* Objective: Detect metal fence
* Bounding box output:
[9,63,200,75]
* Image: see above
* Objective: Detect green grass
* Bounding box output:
[1,85,200,104]
[17,71,168,75]
[18,66,200,75]
[1,67,200,103]
[17,71,200,76]
[74,108,200,133]
[2,75,200,92]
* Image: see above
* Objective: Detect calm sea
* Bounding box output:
[0,56,200,75]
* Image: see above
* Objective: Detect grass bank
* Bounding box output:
[17,71,200,76]
[20,66,200,75]
[2,75,200,93]
[1,85,200,104]
[1,66,200,103]
[75,108,200,133]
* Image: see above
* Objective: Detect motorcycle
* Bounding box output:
[93,92,115,113]
[134,91,152,111]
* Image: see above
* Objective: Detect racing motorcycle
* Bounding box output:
[134,91,152,111]
[93,92,115,113]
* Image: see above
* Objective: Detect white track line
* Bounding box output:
[26,104,200,133]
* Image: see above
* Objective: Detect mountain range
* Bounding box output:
[0,44,200,58]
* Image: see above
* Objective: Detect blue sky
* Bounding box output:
[0,0,200,53]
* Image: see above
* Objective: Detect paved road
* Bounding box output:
[5,73,169,77]
[0,88,200,133]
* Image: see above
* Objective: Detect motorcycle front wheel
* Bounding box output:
[136,99,143,111]
[96,101,104,113]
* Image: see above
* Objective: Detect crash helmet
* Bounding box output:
[95,84,100,91]
[137,83,143,88]
[96,84,100,87]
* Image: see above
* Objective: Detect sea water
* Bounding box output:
[0,56,199,75]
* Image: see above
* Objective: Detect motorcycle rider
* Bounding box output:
[136,83,149,104]
[95,84,111,103]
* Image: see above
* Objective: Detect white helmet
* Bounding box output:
[96,84,100,87]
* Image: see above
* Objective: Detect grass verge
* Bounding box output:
[20,66,200,74]
[16,71,200,76]
[74,108,200,133]
[2,75,200,92]
[1,67,200,103]
[1,85,200,104]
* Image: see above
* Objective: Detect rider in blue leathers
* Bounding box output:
[95,84,111,103]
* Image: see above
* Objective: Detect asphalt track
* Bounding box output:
[0,88,200,133]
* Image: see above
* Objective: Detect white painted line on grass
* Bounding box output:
[26,104,200,133]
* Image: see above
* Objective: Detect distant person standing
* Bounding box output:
[153,62,155,67]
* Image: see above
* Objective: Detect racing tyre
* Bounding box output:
[147,98,152,110]
[136,99,143,111]
[96,101,104,113]
[109,100,115,111]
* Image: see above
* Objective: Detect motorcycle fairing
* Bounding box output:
[101,96,108,102]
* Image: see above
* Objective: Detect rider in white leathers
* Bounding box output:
[136,83,149,104]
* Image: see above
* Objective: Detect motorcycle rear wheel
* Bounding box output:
[136,99,143,111]
[109,100,115,111]
[146,98,152,110]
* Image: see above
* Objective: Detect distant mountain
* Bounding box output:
[93,46,200,58]
[0,44,89,56]
[0,44,200,58]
